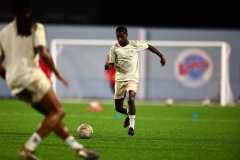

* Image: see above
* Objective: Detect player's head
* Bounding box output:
[12,0,31,15]
[12,0,35,36]
[116,26,128,34]
[116,26,128,47]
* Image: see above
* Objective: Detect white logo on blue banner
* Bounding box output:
[174,49,213,88]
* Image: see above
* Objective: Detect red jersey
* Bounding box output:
[105,67,116,85]
[39,58,52,80]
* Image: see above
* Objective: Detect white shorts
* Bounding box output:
[15,77,51,104]
[114,80,138,99]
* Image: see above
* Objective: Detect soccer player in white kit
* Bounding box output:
[0,0,99,160]
[105,26,166,136]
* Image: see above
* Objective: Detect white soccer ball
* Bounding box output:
[202,99,211,106]
[165,98,174,106]
[77,123,93,139]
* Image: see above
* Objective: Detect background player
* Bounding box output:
[104,26,166,136]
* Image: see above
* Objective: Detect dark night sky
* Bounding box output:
[0,0,239,29]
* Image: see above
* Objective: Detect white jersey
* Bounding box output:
[0,19,47,95]
[108,40,148,82]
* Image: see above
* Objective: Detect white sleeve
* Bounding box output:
[134,41,149,52]
[33,23,47,47]
[109,45,116,63]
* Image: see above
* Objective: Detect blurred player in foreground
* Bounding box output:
[0,0,99,160]
[104,26,166,136]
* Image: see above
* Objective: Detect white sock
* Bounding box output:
[25,132,42,151]
[65,136,83,150]
[129,115,135,129]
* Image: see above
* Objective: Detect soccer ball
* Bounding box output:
[165,98,174,106]
[202,99,211,106]
[77,123,93,139]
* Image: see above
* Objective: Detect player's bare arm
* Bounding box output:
[105,62,114,70]
[148,44,166,66]
[37,46,69,87]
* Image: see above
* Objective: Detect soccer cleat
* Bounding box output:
[18,147,40,160]
[128,127,135,136]
[76,147,100,160]
[123,116,130,128]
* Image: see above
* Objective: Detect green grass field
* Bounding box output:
[0,99,240,160]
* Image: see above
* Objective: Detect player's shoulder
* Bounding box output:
[129,40,141,43]
[129,40,147,47]
[36,22,45,31]
[0,20,15,34]
[112,43,120,49]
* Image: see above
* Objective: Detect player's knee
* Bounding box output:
[128,94,135,103]
[128,91,136,101]
[56,107,65,118]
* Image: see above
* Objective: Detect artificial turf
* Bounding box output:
[0,99,239,160]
